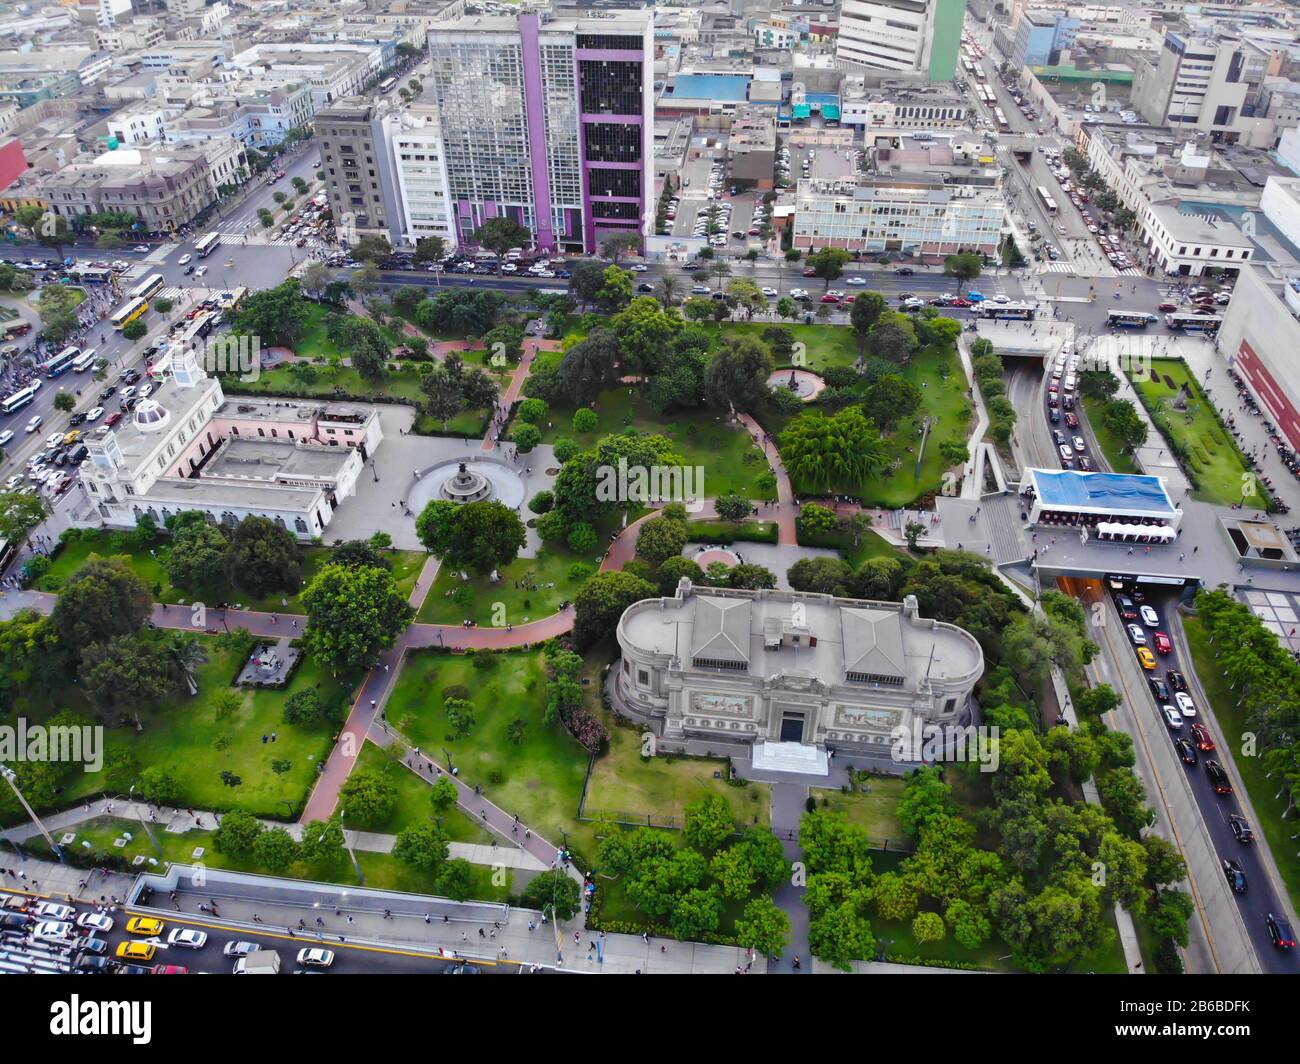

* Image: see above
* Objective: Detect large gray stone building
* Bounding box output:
[613,580,984,772]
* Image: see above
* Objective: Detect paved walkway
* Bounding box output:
[769,782,811,973]
[479,337,561,452]
[737,413,796,545]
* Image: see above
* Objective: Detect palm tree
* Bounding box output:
[655,274,682,310]
[709,259,732,289]
[168,633,208,696]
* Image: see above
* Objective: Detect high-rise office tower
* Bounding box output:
[426,11,652,254]
[837,0,968,81]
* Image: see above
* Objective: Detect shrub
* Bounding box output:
[528,490,554,514]
[517,397,548,425]
[572,408,598,433]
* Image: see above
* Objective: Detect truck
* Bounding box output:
[233,949,281,974]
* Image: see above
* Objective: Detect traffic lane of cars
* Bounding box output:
[1111,587,1297,968]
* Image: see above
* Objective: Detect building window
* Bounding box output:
[637,669,649,686]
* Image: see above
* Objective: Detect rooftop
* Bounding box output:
[204,437,355,483]
[1027,468,1178,515]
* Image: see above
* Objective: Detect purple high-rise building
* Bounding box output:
[426,12,653,256]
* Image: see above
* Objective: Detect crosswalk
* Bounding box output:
[1038,261,1077,274]
[1115,266,1144,278]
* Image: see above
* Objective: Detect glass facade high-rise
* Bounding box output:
[427,13,652,254]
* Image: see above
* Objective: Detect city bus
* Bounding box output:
[1107,309,1158,329]
[378,76,397,93]
[110,297,149,330]
[0,383,38,416]
[129,273,165,302]
[0,537,15,576]
[70,266,114,285]
[1036,186,1058,215]
[994,107,1010,131]
[42,346,79,378]
[1165,312,1222,333]
[194,232,221,258]
[980,301,1038,320]
[71,348,98,372]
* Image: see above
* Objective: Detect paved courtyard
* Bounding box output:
[325,405,557,553]
[682,540,836,590]
[1240,588,1300,658]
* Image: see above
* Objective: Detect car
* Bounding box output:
[1174,738,1197,765]
[1126,624,1147,646]
[820,294,840,304]
[76,912,113,932]
[1059,444,1074,462]
[1160,704,1183,729]
[966,291,984,302]
[1077,456,1093,472]
[2,475,21,491]
[1166,670,1187,692]
[802,268,818,277]
[1072,435,1087,452]
[73,954,114,973]
[167,928,208,949]
[0,429,11,448]
[1228,813,1254,843]
[126,915,164,936]
[223,940,260,957]
[105,411,123,428]
[116,940,157,961]
[1158,301,1178,312]
[1190,722,1214,751]
[636,282,654,293]
[178,254,192,266]
[78,935,108,955]
[45,431,66,449]
[992,294,1010,304]
[1049,408,1061,423]
[32,920,74,943]
[1148,677,1170,701]
[1136,647,1157,670]
[85,406,104,423]
[35,901,75,921]
[1266,913,1297,949]
[194,266,207,278]
[690,285,710,295]
[132,245,149,253]
[1065,412,1079,428]
[1222,859,1247,893]
[1153,631,1172,655]
[99,384,117,401]
[949,298,972,308]
[1138,604,1159,627]
[1205,759,1232,794]
[761,287,779,297]
[1173,691,1196,717]
[894,267,915,276]
[296,947,335,968]
[845,276,866,286]
[138,383,154,399]
[120,385,137,400]
[152,964,189,975]
[442,963,481,975]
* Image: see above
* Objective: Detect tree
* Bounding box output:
[683,793,736,852]
[0,489,47,545]
[329,539,391,572]
[704,334,774,413]
[600,232,642,261]
[521,869,581,920]
[556,327,622,407]
[726,563,776,590]
[224,515,301,598]
[419,363,465,430]
[352,234,392,264]
[416,499,526,576]
[611,297,681,378]
[166,521,229,590]
[393,821,450,871]
[735,895,791,958]
[809,901,876,972]
[121,319,147,342]
[473,217,531,264]
[574,570,655,649]
[780,407,887,492]
[430,775,459,812]
[635,515,689,567]
[1078,368,1120,401]
[0,609,62,712]
[849,291,887,351]
[52,558,152,657]
[1101,399,1148,450]
[655,274,682,310]
[414,235,447,263]
[568,259,607,310]
[942,252,982,294]
[904,520,927,550]
[302,563,412,672]
[235,279,308,347]
[807,246,850,289]
[338,769,398,828]
[35,212,72,258]
[53,391,75,413]
[338,317,390,383]
[714,493,751,524]
[38,284,82,342]
[597,264,633,313]
[252,827,300,873]
[726,278,767,320]
[912,910,947,944]
[298,816,347,869]
[867,314,918,364]
[283,688,330,727]
[213,809,263,858]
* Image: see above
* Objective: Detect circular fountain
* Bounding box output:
[766,368,826,402]
[407,458,528,513]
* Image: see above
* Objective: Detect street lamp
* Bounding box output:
[1,763,63,862]
[129,785,164,860]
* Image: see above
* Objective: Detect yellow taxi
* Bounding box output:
[62,430,81,446]
[116,940,156,962]
[1136,647,1157,670]
[125,916,165,936]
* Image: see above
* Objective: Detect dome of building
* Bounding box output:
[133,398,170,432]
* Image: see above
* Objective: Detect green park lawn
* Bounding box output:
[348,743,495,846]
[34,534,424,613]
[768,343,972,508]
[417,541,598,626]
[381,649,596,859]
[10,637,357,820]
[1082,396,1142,475]
[535,385,777,501]
[1183,615,1300,911]
[583,722,771,831]
[720,321,860,371]
[1129,359,1268,508]
[812,776,906,844]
